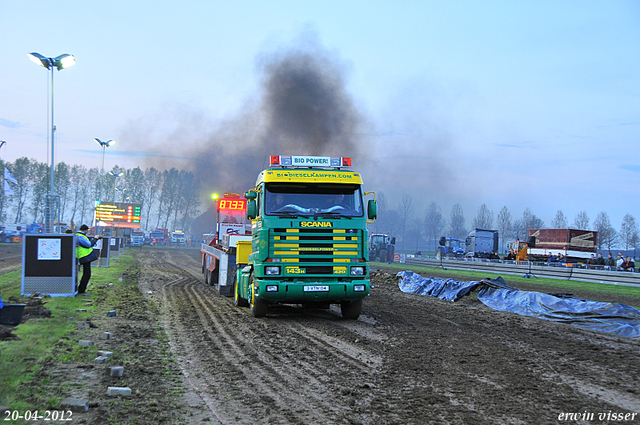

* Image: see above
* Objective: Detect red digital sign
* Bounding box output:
[218,198,246,211]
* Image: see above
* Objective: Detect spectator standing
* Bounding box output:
[75,225,101,294]
[595,253,606,267]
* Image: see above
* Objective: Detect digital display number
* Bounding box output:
[218,199,246,211]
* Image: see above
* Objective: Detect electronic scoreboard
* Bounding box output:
[95,201,142,228]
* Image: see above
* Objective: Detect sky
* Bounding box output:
[0,0,638,229]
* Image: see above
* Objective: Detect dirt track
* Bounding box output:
[135,248,639,424]
[3,245,640,424]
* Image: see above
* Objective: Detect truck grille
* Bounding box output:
[270,228,362,276]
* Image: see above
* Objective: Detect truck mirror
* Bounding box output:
[245,191,257,200]
[439,236,446,246]
[390,237,396,245]
[247,200,257,220]
[367,200,377,220]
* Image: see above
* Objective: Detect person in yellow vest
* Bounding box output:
[75,224,102,294]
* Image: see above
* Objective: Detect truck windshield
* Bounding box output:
[265,183,364,217]
[448,239,462,249]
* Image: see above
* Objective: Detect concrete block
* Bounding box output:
[107,310,117,317]
[94,356,109,363]
[97,350,113,358]
[78,340,94,347]
[107,387,131,397]
[100,332,112,340]
[60,398,89,412]
[106,366,124,377]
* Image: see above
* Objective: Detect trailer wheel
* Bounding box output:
[233,276,249,307]
[249,273,268,317]
[340,299,363,320]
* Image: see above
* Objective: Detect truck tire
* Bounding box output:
[249,272,268,317]
[233,276,249,307]
[379,249,388,263]
[4,237,11,243]
[340,299,363,320]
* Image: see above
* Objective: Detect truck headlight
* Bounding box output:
[351,266,365,276]
[266,285,279,292]
[354,285,366,292]
[265,266,281,275]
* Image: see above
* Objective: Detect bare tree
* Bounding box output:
[551,210,568,228]
[29,162,49,223]
[619,213,639,250]
[449,203,466,239]
[0,158,5,222]
[142,168,162,230]
[398,194,414,252]
[572,211,590,230]
[593,211,617,250]
[521,207,545,232]
[409,217,424,252]
[8,157,37,223]
[424,201,445,252]
[496,206,512,252]
[472,203,494,229]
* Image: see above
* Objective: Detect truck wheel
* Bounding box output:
[379,249,388,263]
[341,299,362,320]
[4,237,11,243]
[234,277,249,307]
[249,273,268,317]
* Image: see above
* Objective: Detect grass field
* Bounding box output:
[0,255,134,412]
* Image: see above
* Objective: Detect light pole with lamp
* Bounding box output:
[108,170,124,200]
[95,138,115,200]
[28,52,76,233]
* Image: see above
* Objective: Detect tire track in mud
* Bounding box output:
[140,249,380,424]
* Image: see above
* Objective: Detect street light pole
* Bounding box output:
[28,52,76,233]
[95,138,115,200]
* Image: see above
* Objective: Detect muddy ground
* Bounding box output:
[2,245,640,424]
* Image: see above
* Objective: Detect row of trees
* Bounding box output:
[369,193,639,254]
[0,157,203,232]
[1,158,638,253]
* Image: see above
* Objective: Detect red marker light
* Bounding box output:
[342,157,351,167]
[270,155,280,165]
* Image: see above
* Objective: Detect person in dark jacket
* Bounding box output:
[75,225,101,294]
[606,253,616,270]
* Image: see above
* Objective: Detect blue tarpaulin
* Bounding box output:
[397,271,640,338]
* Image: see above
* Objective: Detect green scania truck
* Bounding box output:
[233,155,377,319]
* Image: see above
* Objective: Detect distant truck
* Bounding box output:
[369,234,396,263]
[509,229,598,263]
[465,228,499,258]
[130,230,145,246]
[170,230,186,246]
[150,229,168,246]
[0,223,42,243]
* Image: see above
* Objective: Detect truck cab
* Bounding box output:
[437,237,464,260]
[235,155,377,319]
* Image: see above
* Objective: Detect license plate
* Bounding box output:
[303,285,329,292]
